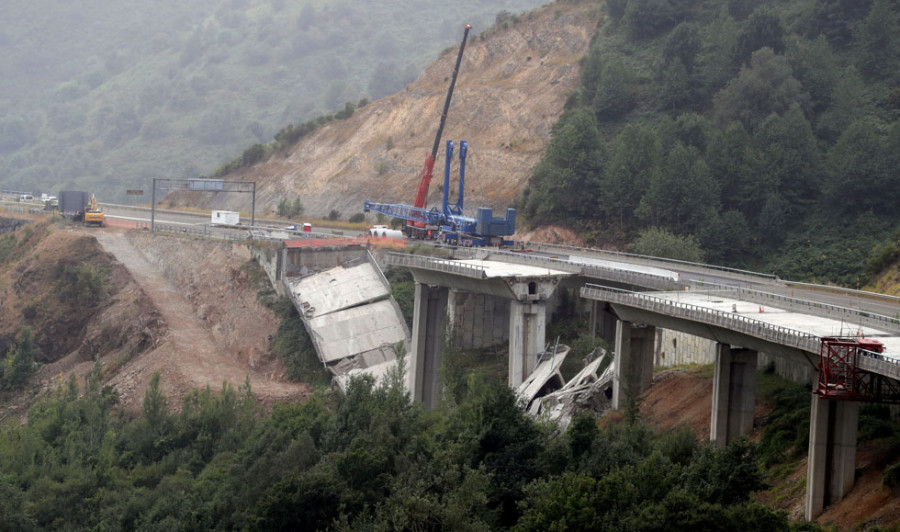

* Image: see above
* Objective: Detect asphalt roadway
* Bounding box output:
[96,203,900,323]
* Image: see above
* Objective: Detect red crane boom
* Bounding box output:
[409,24,471,235]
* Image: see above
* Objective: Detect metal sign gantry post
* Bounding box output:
[151,178,256,231]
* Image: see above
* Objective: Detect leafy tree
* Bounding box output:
[697,210,754,265]
[713,47,808,132]
[0,477,36,531]
[658,61,696,111]
[751,106,822,210]
[276,197,304,219]
[814,66,873,142]
[854,0,900,80]
[697,15,740,97]
[514,472,602,531]
[631,227,705,262]
[602,123,663,231]
[824,120,896,214]
[786,35,838,116]
[683,439,768,505]
[808,0,872,48]
[445,383,547,527]
[593,54,637,120]
[638,143,719,235]
[756,193,792,248]
[241,143,266,167]
[143,371,169,435]
[663,23,702,74]
[658,23,703,111]
[2,327,37,390]
[673,113,713,152]
[732,9,786,67]
[326,209,341,221]
[579,49,604,104]
[624,0,676,39]
[519,109,604,227]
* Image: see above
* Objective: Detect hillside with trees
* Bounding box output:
[0,359,856,531]
[518,0,900,285]
[0,0,546,201]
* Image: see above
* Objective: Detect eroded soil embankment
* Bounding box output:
[93,229,309,411]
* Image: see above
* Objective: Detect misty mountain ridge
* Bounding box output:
[0,0,547,200]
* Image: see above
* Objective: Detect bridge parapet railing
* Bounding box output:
[582,284,821,354]
[484,249,687,291]
[582,284,900,378]
[527,241,774,284]
[689,281,900,335]
[386,253,487,280]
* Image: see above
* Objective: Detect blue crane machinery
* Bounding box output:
[364,23,516,247]
[364,140,516,246]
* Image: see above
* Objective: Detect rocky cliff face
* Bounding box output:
[205,1,599,220]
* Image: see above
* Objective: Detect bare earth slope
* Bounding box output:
[199,1,600,219]
[94,229,310,411]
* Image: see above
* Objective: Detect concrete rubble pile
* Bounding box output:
[517,347,613,431]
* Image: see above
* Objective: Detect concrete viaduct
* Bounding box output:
[388,248,900,521]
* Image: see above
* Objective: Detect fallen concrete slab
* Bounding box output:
[284,252,410,391]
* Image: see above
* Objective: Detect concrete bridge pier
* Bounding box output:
[611,320,656,409]
[805,394,859,520]
[509,300,547,387]
[409,283,449,407]
[710,345,758,447]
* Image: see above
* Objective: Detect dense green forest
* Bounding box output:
[2,356,870,531]
[519,0,900,285]
[0,0,545,201]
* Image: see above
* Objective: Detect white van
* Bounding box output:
[18,194,34,202]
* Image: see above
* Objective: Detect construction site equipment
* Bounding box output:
[365,140,516,246]
[816,336,900,404]
[363,24,516,246]
[59,191,90,221]
[368,225,404,238]
[83,194,105,227]
[408,24,470,239]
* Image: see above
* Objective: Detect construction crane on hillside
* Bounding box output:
[407,24,470,239]
[363,24,517,247]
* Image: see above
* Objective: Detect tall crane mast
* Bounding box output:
[408,24,471,237]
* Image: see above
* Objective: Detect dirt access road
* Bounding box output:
[94,229,310,410]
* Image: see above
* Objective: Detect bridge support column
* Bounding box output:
[611,321,656,410]
[710,345,758,447]
[508,300,546,387]
[409,283,449,408]
[805,395,859,521]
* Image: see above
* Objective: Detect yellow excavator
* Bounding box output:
[83,194,105,227]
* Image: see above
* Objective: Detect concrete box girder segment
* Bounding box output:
[284,257,410,391]
[388,253,571,403]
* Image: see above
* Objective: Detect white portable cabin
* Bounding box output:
[211,210,240,226]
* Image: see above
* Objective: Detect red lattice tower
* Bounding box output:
[817,337,900,404]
